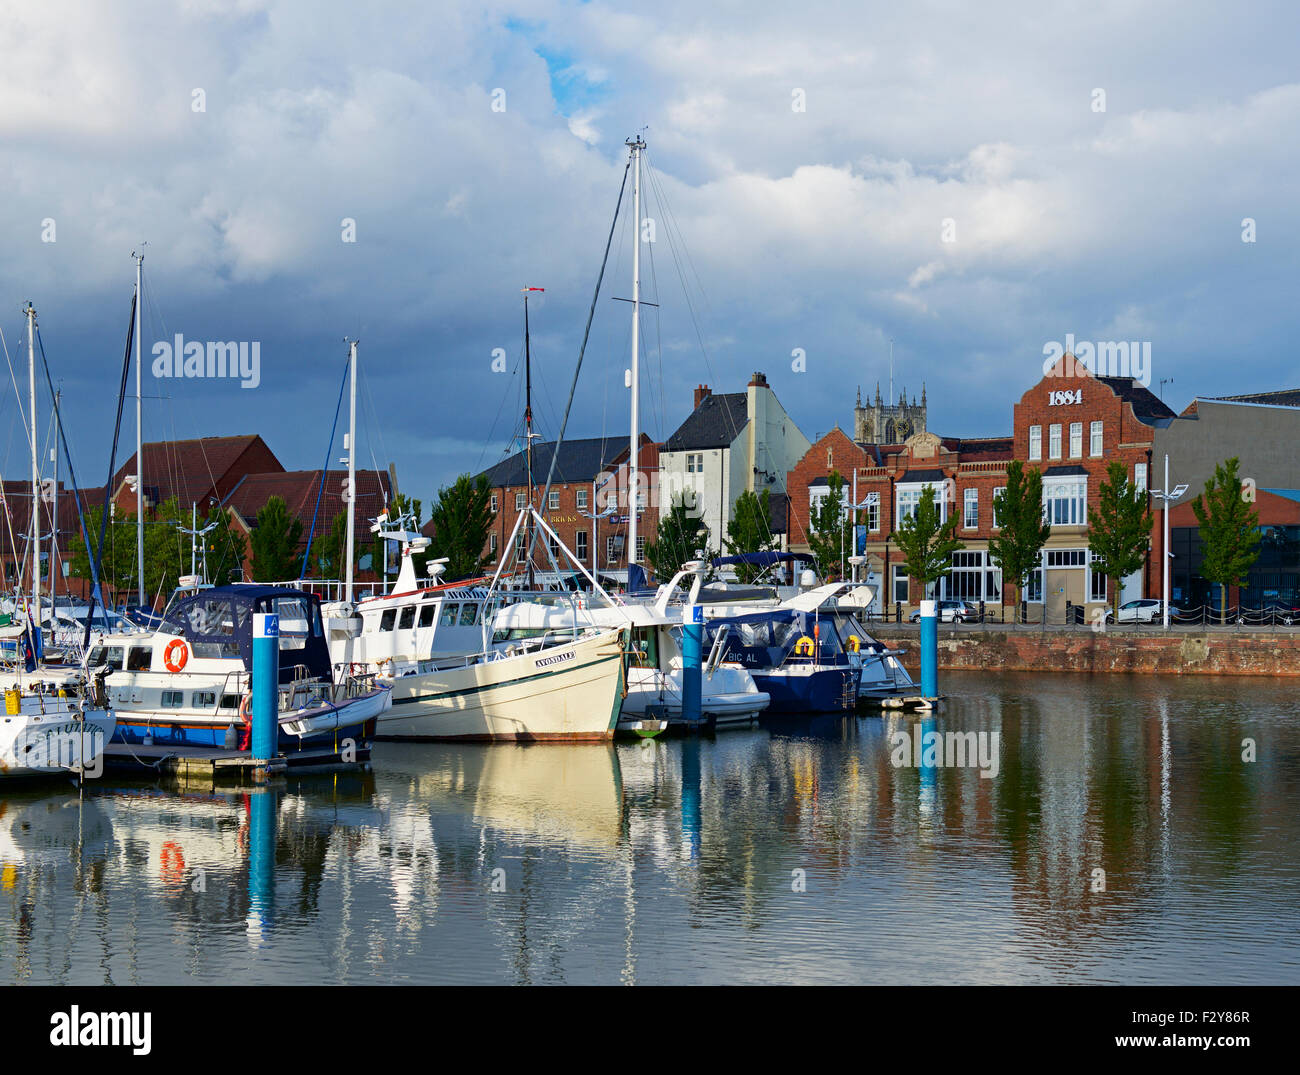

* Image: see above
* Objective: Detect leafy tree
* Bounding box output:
[312,512,349,579]
[68,496,226,607]
[645,492,713,582]
[1087,461,1152,620]
[201,507,247,585]
[427,475,494,581]
[892,484,965,599]
[249,496,304,582]
[806,471,854,581]
[988,461,1051,622]
[724,489,777,583]
[1191,457,1261,623]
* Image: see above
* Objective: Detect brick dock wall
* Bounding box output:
[869,627,1300,676]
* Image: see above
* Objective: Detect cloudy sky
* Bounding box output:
[2,0,1297,507]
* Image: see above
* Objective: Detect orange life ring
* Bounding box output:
[160,841,186,885]
[163,638,189,673]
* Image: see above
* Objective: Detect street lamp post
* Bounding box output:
[1150,453,1189,628]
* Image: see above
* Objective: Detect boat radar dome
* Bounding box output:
[427,557,449,581]
[409,536,431,553]
[800,569,817,589]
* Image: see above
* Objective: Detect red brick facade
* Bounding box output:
[786,356,1171,618]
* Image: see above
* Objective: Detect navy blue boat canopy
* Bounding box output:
[160,584,331,681]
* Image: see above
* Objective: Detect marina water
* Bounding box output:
[2,671,1297,985]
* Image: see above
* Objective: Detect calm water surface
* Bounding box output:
[2,672,1298,984]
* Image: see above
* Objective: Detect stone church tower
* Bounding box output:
[854,383,927,444]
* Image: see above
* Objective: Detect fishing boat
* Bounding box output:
[491,584,770,732]
[85,584,390,756]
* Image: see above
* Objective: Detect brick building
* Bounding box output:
[787,354,1175,619]
[477,434,659,582]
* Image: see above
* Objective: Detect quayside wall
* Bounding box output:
[869,627,1300,676]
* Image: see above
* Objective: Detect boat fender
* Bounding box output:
[794,636,815,657]
[163,638,189,673]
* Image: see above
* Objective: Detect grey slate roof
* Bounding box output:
[899,468,946,483]
[664,392,748,451]
[1096,377,1178,424]
[477,436,627,488]
[1208,389,1300,408]
[1044,464,1089,476]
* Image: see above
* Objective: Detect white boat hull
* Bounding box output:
[0,703,116,779]
[280,686,393,737]
[617,665,769,729]
[376,628,627,741]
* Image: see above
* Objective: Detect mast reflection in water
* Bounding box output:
[1,671,1297,984]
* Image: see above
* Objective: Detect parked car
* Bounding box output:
[1104,598,1163,624]
[909,599,982,624]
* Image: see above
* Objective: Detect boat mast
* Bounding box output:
[26,303,39,626]
[627,135,644,576]
[50,389,59,605]
[344,340,357,604]
[132,249,145,610]
[522,287,543,588]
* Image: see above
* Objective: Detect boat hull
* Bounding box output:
[0,707,116,779]
[751,665,859,714]
[376,628,627,741]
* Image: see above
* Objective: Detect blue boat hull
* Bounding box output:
[112,716,377,752]
[751,666,858,714]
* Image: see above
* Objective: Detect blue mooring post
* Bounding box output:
[920,598,938,701]
[252,612,279,762]
[682,603,703,728]
[246,788,275,944]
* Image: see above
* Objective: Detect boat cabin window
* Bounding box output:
[270,596,313,651]
[379,609,397,632]
[127,646,152,671]
[161,690,184,708]
[175,597,244,638]
[192,691,217,708]
[88,645,125,671]
[419,604,437,628]
[459,603,478,626]
[220,693,240,710]
[399,606,416,630]
[440,603,460,627]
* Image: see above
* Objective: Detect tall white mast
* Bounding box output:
[26,303,39,625]
[627,135,645,573]
[50,389,59,604]
[133,249,145,609]
[344,340,358,604]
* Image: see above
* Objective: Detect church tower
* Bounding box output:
[854,382,926,444]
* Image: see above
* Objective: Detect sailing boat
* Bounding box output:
[2,302,116,779]
[322,325,629,741]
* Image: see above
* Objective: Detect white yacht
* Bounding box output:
[0,670,115,780]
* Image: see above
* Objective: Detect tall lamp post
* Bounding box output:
[1150,453,1189,629]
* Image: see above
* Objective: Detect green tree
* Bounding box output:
[201,507,247,585]
[1087,461,1152,620]
[723,489,777,582]
[249,496,304,582]
[1191,457,1261,623]
[806,471,854,581]
[645,492,713,582]
[988,460,1052,622]
[312,512,349,579]
[892,484,965,599]
[427,475,494,581]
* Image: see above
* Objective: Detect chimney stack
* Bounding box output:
[748,371,768,388]
[694,384,710,408]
